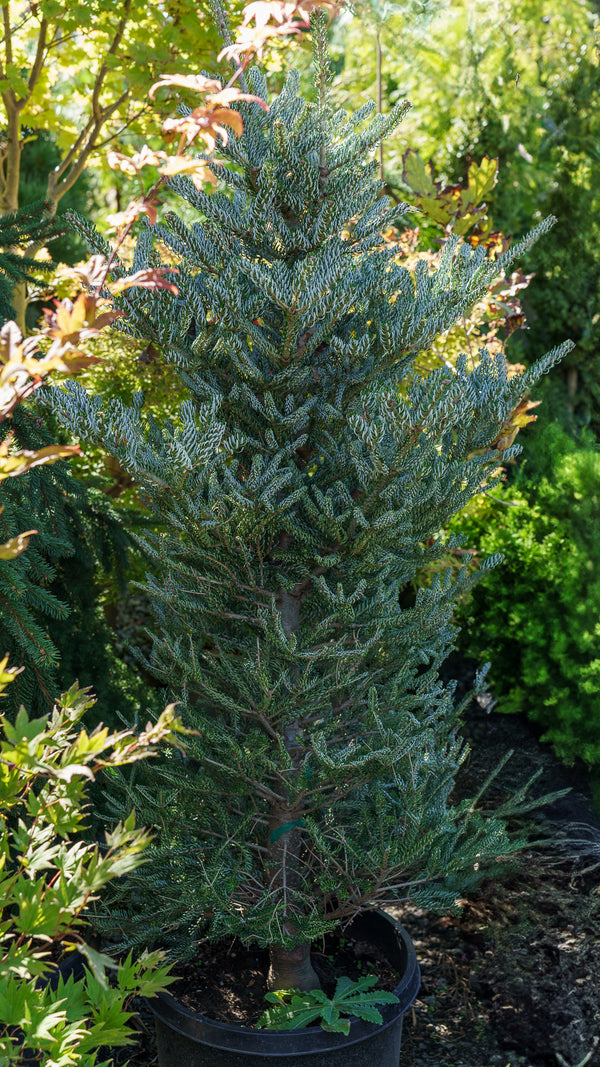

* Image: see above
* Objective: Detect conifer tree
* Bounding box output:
[44,15,571,991]
[0,403,157,721]
[0,200,63,322]
[0,203,157,723]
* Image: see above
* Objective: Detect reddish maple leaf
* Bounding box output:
[219,0,340,64]
[110,268,179,296]
[148,73,224,99]
[105,197,159,231]
[107,147,168,175]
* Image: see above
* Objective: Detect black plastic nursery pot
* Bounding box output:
[148,910,420,1067]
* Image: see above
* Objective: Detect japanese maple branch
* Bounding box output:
[90,0,132,123]
[3,6,13,69]
[27,16,48,94]
[92,104,152,152]
[45,0,133,208]
[46,89,130,208]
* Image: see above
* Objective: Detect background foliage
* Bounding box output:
[325,0,600,785]
[453,424,600,769]
[332,0,600,430]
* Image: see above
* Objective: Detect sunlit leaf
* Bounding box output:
[109,268,179,296]
[402,148,437,196]
[0,531,38,559]
[105,197,159,230]
[149,73,223,98]
[0,441,81,482]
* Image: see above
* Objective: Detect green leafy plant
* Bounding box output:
[401,148,498,238]
[453,424,600,768]
[0,664,180,1065]
[257,975,399,1035]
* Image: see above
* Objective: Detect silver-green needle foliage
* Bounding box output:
[43,20,572,958]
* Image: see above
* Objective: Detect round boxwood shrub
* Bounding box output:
[453,424,600,767]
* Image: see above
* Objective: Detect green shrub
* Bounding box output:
[0,669,178,1065]
[453,425,600,767]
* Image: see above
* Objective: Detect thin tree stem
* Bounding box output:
[376,27,384,183]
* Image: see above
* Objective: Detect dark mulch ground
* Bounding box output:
[108,650,600,1067]
[394,858,600,1067]
[395,655,600,1067]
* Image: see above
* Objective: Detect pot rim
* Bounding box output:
[148,910,421,1056]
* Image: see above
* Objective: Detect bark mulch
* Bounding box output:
[396,656,600,1067]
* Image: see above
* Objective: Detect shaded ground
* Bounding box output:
[108,641,600,1067]
[395,859,600,1067]
[396,660,600,1067]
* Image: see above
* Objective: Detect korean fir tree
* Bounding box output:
[42,14,571,993]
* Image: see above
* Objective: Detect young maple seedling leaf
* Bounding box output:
[257,976,399,1035]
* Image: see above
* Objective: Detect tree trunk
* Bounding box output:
[268,939,320,992]
[266,804,320,991]
[266,584,320,992]
[2,106,21,217]
[1,104,26,331]
[11,280,27,334]
[266,793,322,990]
